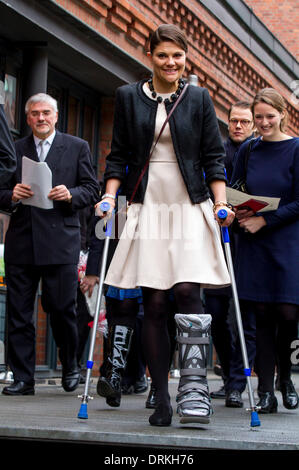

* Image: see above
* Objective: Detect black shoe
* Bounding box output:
[134,375,148,394]
[280,380,299,410]
[107,396,121,407]
[62,369,80,392]
[2,380,35,396]
[145,384,157,409]
[211,385,226,399]
[213,364,222,377]
[225,390,243,408]
[149,403,173,426]
[97,376,121,407]
[257,391,278,414]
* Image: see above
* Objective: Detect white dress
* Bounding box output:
[105,84,230,290]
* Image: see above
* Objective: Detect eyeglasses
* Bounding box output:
[229,119,252,127]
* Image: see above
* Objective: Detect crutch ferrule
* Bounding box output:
[78,403,88,419]
[250,411,261,427]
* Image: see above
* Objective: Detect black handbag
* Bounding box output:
[231,138,255,193]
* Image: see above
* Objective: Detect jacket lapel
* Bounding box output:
[44,131,64,172]
[22,135,39,163]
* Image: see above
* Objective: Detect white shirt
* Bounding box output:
[34,131,56,161]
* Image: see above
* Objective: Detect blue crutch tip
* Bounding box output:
[250,411,261,427]
[78,404,88,419]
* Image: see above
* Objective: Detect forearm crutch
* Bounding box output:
[78,202,113,419]
[218,209,260,427]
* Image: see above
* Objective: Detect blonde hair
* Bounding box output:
[252,88,288,132]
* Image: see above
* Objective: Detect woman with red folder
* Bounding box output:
[231,87,299,413]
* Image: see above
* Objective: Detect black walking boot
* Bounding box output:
[97,325,133,407]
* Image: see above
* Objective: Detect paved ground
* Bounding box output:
[0,372,298,461]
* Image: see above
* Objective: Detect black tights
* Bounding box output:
[142,283,204,405]
[254,302,298,393]
[105,296,140,329]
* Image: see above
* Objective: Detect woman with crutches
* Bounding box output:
[231,88,299,413]
[96,24,235,427]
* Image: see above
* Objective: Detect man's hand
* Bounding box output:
[12,183,34,202]
[48,185,72,202]
[80,275,99,297]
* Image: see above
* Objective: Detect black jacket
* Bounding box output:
[224,134,255,182]
[104,80,226,204]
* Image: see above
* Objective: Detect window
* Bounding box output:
[83,104,95,153]
[4,74,17,130]
[67,96,80,136]
[48,68,100,171]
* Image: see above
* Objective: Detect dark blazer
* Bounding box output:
[0,131,99,265]
[0,104,16,185]
[104,79,226,204]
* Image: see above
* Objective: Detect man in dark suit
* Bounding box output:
[0,93,99,395]
[0,102,16,184]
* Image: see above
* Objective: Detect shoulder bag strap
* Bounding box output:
[128,83,189,206]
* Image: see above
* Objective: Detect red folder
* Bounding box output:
[235,198,268,213]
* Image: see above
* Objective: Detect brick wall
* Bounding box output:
[87,0,299,178]
[244,0,299,60]
[35,299,48,366]
[54,0,299,138]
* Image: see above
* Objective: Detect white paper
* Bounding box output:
[84,283,99,318]
[21,156,53,209]
[226,187,280,213]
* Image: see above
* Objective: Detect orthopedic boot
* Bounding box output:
[97,325,133,407]
[175,313,212,424]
